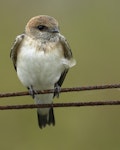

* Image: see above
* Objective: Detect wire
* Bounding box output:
[0,83,120,98]
[0,83,120,110]
[0,100,120,110]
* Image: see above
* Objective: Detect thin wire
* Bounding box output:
[0,100,120,110]
[0,83,120,98]
[0,83,120,110]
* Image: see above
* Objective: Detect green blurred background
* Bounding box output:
[0,0,120,149]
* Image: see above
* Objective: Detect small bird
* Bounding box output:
[10,15,76,129]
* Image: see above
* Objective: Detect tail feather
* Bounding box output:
[37,107,55,129]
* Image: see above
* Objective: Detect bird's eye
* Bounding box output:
[37,25,46,31]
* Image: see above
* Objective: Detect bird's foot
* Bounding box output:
[54,83,61,98]
[28,85,38,98]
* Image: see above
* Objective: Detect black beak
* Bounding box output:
[51,27,59,33]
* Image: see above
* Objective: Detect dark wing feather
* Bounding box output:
[57,36,72,87]
[57,69,69,87]
[10,34,25,70]
[54,35,74,97]
[59,35,73,59]
[55,35,73,87]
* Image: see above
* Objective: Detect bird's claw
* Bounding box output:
[28,86,37,98]
[54,83,61,98]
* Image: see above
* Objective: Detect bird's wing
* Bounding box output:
[10,34,25,70]
[59,35,73,59]
[56,35,76,87]
[54,35,76,97]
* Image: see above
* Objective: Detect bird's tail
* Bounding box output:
[37,107,55,129]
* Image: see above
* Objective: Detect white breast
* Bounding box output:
[17,38,67,90]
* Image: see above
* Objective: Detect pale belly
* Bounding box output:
[17,46,65,90]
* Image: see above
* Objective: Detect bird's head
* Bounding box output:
[25,15,59,40]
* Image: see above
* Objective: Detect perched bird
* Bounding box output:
[10,15,76,129]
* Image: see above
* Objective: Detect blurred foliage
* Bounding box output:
[0,0,120,150]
